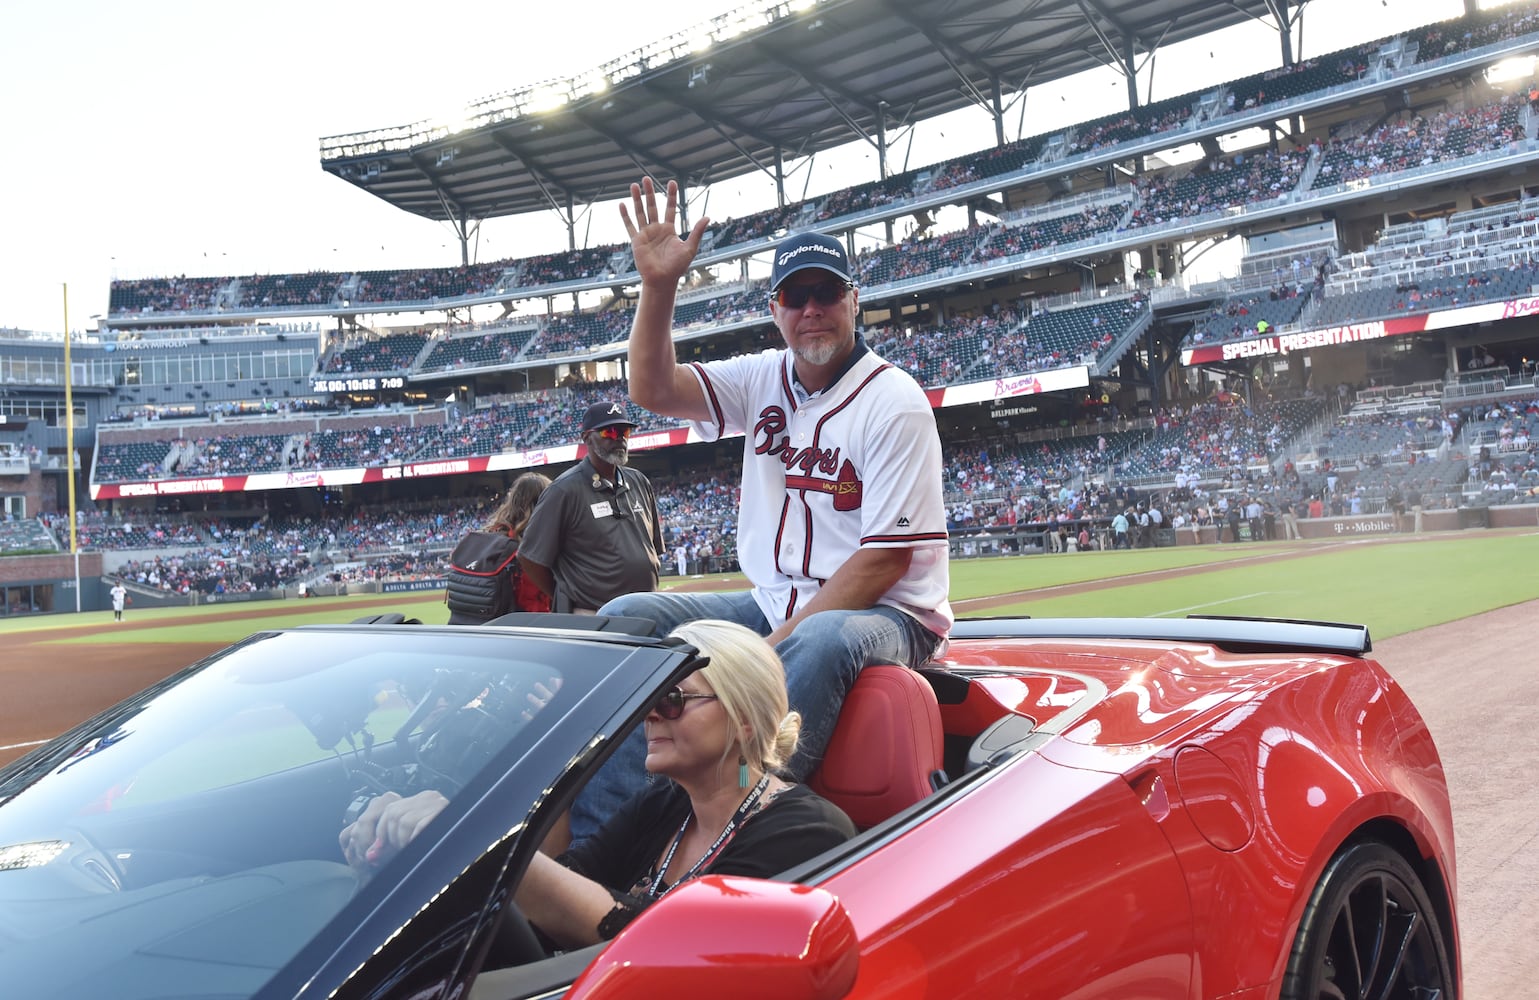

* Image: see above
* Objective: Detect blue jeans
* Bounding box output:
[567,589,942,845]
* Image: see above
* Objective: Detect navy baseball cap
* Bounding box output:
[580,401,636,434]
[769,232,853,291]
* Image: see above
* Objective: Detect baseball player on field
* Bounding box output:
[567,177,952,846]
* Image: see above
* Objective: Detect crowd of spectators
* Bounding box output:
[1188,279,1319,346]
[854,224,992,285]
[71,514,204,550]
[865,306,1027,388]
[239,273,343,310]
[109,275,231,315]
[1390,258,1539,312]
[325,331,430,372]
[816,173,922,221]
[114,550,312,596]
[1126,148,1311,230]
[981,203,1128,260]
[1311,95,1525,188]
[96,294,1157,487]
[653,471,741,575]
[353,263,505,304]
[515,245,624,286]
[528,309,633,358]
[30,385,1539,579]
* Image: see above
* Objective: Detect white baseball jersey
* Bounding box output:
[688,345,952,636]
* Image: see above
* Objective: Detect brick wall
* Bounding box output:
[0,551,102,584]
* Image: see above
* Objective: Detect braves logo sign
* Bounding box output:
[753,405,864,511]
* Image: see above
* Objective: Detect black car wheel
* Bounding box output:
[1280,841,1454,1000]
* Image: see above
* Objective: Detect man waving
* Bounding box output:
[571,177,952,843]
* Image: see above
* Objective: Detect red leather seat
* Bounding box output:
[808,665,946,830]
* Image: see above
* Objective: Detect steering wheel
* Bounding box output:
[488,899,547,966]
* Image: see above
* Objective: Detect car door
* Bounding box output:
[809,751,1196,998]
[551,750,1196,1000]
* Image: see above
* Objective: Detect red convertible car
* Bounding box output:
[0,613,1458,999]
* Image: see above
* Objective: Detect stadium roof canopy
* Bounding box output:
[319,0,1297,232]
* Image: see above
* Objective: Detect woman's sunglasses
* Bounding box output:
[651,687,719,720]
[773,279,852,310]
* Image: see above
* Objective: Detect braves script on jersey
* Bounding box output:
[688,347,952,636]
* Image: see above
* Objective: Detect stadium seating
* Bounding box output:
[239,272,344,310]
[971,297,1148,379]
[325,332,430,373]
[1187,283,1316,346]
[866,314,1000,388]
[0,518,58,554]
[1116,397,1325,480]
[1125,148,1311,230]
[418,328,538,372]
[525,310,634,359]
[1311,96,1524,190]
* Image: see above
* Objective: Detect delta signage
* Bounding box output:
[1181,293,1539,365]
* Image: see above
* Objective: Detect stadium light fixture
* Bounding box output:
[526,84,569,114]
[581,72,609,97]
[717,14,753,40]
[432,109,473,137]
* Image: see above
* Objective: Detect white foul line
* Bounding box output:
[0,739,48,752]
[1154,591,1274,617]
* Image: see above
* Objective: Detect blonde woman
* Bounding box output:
[515,619,855,946]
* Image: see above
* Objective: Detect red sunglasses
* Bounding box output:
[773,279,852,310]
[595,425,631,440]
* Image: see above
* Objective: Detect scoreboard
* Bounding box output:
[310,375,406,393]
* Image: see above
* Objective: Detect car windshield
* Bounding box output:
[0,626,632,1000]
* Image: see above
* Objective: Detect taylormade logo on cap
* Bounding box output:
[777,242,843,267]
[770,232,852,290]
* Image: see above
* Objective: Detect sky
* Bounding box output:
[0,0,1477,335]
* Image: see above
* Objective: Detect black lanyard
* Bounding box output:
[649,774,771,898]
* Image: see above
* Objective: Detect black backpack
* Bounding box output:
[444,531,523,625]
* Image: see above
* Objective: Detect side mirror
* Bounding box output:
[566,876,859,1000]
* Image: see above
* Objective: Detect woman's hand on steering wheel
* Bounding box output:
[339,790,448,871]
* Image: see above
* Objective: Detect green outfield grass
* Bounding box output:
[4,531,1536,647]
[974,531,1539,636]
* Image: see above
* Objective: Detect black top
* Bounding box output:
[518,456,663,611]
[559,781,856,939]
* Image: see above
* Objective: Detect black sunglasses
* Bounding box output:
[773,278,852,310]
[651,686,718,720]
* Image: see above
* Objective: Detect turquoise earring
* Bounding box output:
[738,754,749,788]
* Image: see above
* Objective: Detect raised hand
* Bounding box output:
[619,177,709,288]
